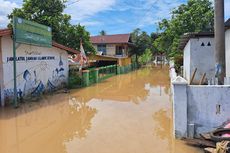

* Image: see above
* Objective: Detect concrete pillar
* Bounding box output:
[214,0,225,84]
[0,37,5,107]
[172,76,188,138]
[82,70,89,87]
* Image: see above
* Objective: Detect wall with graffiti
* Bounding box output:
[1,36,69,101]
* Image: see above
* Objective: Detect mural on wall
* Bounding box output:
[23,70,45,96]
[47,55,66,91]
[3,52,67,101]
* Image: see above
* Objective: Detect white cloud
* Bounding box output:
[137,0,230,28]
[66,0,116,22]
[79,21,102,26]
[0,0,19,28]
[137,0,183,28]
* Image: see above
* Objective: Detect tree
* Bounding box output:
[8,0,69,43]
[150,32,160,55]
[99,30,106,36]
[154,0,214,57]
[66,24,95,54]
[8,0,95,54]
[130,29,152,56]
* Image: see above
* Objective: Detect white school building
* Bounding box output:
[0,29,79,106]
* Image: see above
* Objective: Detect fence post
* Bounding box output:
[172,76,188,138]
[129,64,131,72]
[117,65,120,74]
[82,70,90,87]
[94,68,99,83]
[120,66,124,74]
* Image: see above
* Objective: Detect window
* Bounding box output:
[116,46,124,56]
[97,44,106,55]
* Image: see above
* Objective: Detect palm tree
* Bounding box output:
[99,30,106,36]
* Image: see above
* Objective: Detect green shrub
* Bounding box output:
[68,69,82,88]
[174,54,183,73]
[138,49,153,65]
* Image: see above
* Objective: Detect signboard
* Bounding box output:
[13,17,52,47]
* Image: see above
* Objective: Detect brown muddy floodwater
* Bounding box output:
[0,66,201,153]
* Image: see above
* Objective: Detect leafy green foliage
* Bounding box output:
[138,49,153,65]
[130,28,153,56]
[8,0,95,54]
[68,69,82,88]
[63,24,96,54]
[154,0,214,57]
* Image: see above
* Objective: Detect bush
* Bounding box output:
[174,54,183,73]
[138,49,153,65]
[68,69,82,88]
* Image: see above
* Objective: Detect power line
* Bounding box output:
[136,0,159,28]
[66,0,80,6]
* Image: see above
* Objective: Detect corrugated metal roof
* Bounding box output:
[0,28,80,54]
[178,32,214,50]
[90,34,132,44]
[225,18,230,29]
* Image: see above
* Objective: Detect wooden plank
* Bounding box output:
[200,133,212,140]
[199,73,206,85]
[182,138,216,148]
[204,148,216,153]
[190,68,197,85]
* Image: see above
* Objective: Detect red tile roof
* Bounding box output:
[0,28,12,36]
[0,28,80,54]
[90,34,131,44]
[52,42,80,54]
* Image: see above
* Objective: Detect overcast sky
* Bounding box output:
[0,0,229,35]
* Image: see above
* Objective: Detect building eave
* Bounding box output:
[0,28,80,54]
[225,18,230,30]
[178,32,214,51]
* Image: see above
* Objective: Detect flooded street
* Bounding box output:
[0,67,201,153]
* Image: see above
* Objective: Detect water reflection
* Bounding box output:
[70,66,170,105]
[68,97,97,139]
[153,109,171,140]
[0,95,97,153]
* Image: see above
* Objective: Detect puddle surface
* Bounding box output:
[0,66,201,153]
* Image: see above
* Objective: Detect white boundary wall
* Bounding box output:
[172,76,230,138]
[0,36,69,106]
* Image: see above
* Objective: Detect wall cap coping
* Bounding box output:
[82,70,90,73]
[189,85,230,88]
[172,76,188,85]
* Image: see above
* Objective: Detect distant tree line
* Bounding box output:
[130,0,214,65]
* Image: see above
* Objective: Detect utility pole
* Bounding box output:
[214,0,225,84]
